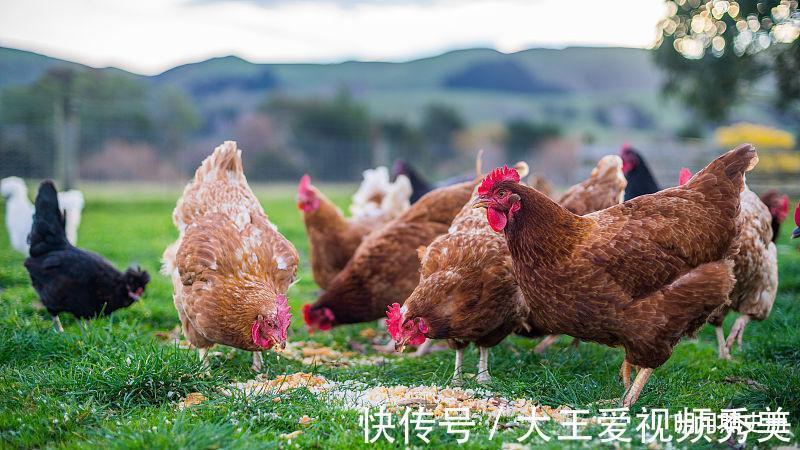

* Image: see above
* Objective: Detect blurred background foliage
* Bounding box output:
[654,0,799,124]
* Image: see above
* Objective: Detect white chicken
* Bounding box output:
[349,166,412,219]
[1,176,84,254]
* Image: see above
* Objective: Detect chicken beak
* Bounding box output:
[394,339,407,353]
[268,335,285,351]
[472,197,489,209]
[792,227,800,239]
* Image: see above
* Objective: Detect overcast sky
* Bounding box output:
[0,0,666,75]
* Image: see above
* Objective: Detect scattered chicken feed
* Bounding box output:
[275,340,388,367]
[177,392,207,409]
[220,371,571,420]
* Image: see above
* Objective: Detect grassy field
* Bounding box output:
[0,183,798,449]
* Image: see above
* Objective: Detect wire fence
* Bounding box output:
[2,117,798,197]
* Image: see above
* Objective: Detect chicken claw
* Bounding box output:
[621,368,653,407]
[725,315,751,353]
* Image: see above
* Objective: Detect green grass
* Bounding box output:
[0,184,798,449]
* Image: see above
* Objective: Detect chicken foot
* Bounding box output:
[476,347,491,384]
[451,348,464,387]
[52,315,64,333]
[622,366,653,407]
[252,351,264,372]
[715,326,730,360]
[725,315,751,353]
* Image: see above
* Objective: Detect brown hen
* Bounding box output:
[163,141,298,371]
[388,163,531,384]
[474,144,757,405]
[558,155,627,215]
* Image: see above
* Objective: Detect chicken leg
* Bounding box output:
[252,351,264,372]
[52,315,64,333]
[198,348,210,369]
[451,348,464,387]
[476,347,491,384]
[715,326,730,359]
[622,367,653,407]
[725,315,750,353]
[533,335,559,354]
[619,360,632,392]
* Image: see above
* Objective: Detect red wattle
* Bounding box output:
[251,321,273,349]
[678,168,693,186]
[487,207,507,232]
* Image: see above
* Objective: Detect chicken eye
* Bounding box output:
[497,189,507,197]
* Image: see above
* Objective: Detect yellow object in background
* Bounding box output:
[715,122,796,150]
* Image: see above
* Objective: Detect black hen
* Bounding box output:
[392,160,433,203]
[620,145,660,201]
[392,159,473,203]
[24,181,150,331]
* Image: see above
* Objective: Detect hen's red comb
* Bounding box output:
[678,168,693,186]
[386,303,403,340]
[478,165,520,196]
[794,202,800,227]
[302,303,313,326]
[298,174,312,195]
[776,195,789,221]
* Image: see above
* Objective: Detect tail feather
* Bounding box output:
[685,143,757,194]
[28,180,70,257]
[193,141,243,183]
[161,241,179,276]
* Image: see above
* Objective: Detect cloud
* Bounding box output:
[189,0,437,7]
[0,0,665,74]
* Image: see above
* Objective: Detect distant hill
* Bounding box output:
[0,45,674,134]
[0,47,88,88]
[0,45,662,95]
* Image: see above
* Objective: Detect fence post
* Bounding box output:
[53,81,79,190]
